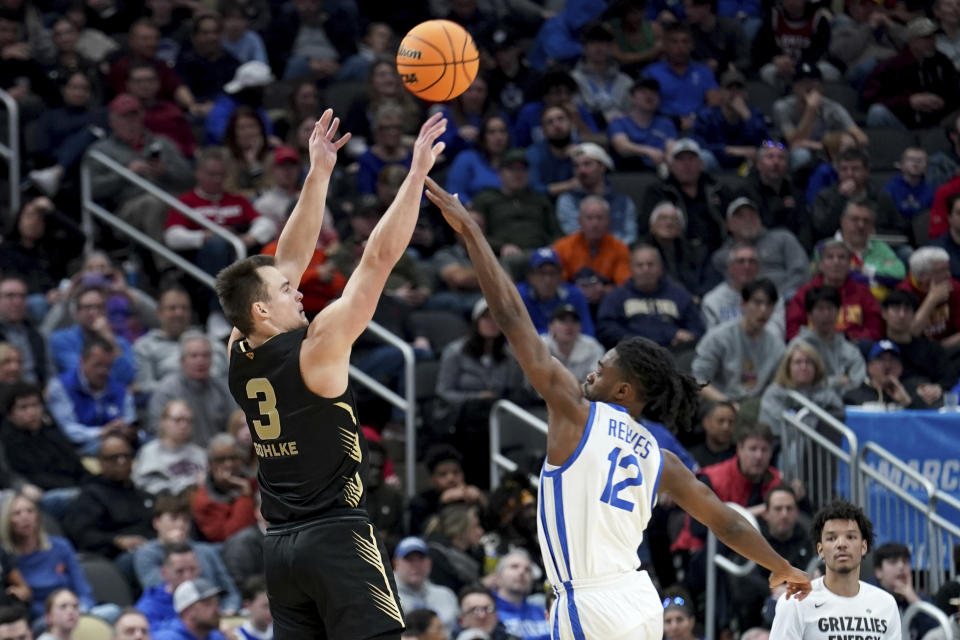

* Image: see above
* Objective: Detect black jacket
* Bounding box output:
[0,419,88,490]
[64,476,155,558]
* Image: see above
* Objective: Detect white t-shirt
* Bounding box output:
[770,576,902,640]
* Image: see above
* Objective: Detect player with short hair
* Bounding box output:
[214,110,447,640]
[770,499,901,639]
[424,178,810,640]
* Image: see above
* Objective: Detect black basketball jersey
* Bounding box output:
[227,327,369,525]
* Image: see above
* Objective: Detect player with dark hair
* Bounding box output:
[214,110,447,640]
[771,499,900,638]
[424,178,810,639]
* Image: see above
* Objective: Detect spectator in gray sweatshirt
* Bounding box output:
[702,243,785,339]
[788,285,866,395]
[693,278,785,406]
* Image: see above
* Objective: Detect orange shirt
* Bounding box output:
[552,232,631,284]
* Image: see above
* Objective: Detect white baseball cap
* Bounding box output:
[224,61,274,94]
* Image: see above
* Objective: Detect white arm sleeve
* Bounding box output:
[769,594,805,640]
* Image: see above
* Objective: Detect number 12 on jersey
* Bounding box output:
[600,447,644,512]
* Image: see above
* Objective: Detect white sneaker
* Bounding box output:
[29,166,63,196]
[206,312,232,340]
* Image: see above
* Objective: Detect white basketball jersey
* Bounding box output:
[537,402,663,589]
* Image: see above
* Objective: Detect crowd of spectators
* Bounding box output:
[0,0,958,638]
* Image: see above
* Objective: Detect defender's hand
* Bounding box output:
[425,176,472,234]
[770,565,811,600]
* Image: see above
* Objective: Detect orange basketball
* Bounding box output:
[396,20,479,103]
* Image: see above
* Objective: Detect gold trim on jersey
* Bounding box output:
[338,427,362,463]
[334,401,357,425]
[237,339,255,360]
[352,526,404,626]
[342,472,363,507]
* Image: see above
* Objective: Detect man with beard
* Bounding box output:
[770,500,900,639]
[526,106,577,197]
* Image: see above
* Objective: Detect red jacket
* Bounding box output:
[671,456,782,552]
[896,276,960,342]
[166,190,259,232]
[670,456,780,551]
[786,274,884,341]
[929,176,960,239]
[191,479,257,542]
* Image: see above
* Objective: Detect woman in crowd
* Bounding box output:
[132,399,207,496]
[0,344,24,395]
[343,57,421,151]
[37,588,80,640]
[0,492,102,621]
[356,103,412,195]
[435,299,526,484]
[271,78,320,142]
[759,341,845,438]
[0,197,79,321]
[422,503,484,595]
[436,74,498,160]
[445,114,511,204]
[224,105,273,199]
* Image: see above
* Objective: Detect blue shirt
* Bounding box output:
[691,106,768,169]
[930,232,960,280]
[18,536,95,619]
[517,281,595,337]
[133,540,242,613]
[493,593,550,640]
[356,150,412,194]
[526,142,574,194]
[642,61,718,117]
[883,174,934,219]
[221,32,268,64]
[136,584,176,632]
[806,162,836,204]
[608,115,677,168]
[49,325,136,387]
[445,149,502,204]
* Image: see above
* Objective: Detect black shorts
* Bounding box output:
[264,516,405,640]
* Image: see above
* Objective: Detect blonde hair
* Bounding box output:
[773,341,827,388]
[0,492,50,553]
[0,342,21,362]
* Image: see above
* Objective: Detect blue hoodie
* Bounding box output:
[154,618,227,640]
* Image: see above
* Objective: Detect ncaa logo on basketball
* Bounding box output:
[400,73,418,84]
[398,46,422,60]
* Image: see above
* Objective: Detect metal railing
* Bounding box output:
[902,601,955,640]
[81,149,419,495]
[930,490,960,585]
[0,90,19,216]
[858,442,942,591]
[705,502,760,640]
[489,399,547,490]
[347,323,417,497]
[780,392,859,508]
[81,150,246,283]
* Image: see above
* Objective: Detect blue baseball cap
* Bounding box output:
[530,247,560,269]
[867,340,900,362]
[394,536,429,559]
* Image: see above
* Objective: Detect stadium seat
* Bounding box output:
[79,555,133,607]
[608,171,659,212]
[917,127,952,156]
[72,615,112,640]
[409,310,469,352]
[746,80,783,118]
[823,81,864,124]
[323,82,367,120]
[865,128,915,170]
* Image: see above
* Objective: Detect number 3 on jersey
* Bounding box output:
[246,378,281,440]
[600,447,643,512]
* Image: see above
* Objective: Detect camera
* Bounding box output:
[147,141,163,160]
